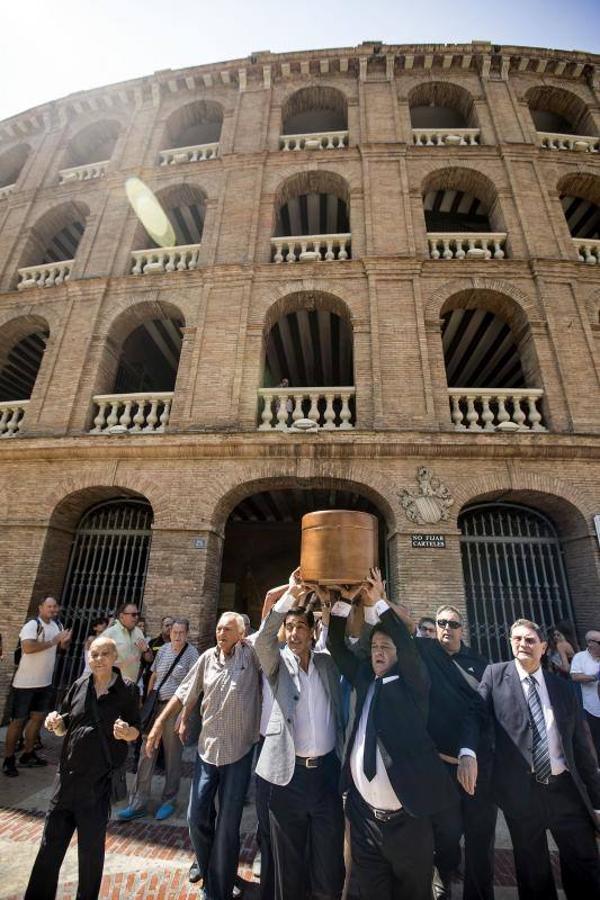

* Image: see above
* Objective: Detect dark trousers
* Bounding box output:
[256,769,275,900]
[505,772,600,900]
[187,747,254,900]
[431,764,497,900]
[268,752,345,900]
[586,712,600,761]
[346,787,434,900]
[25,777,110,900]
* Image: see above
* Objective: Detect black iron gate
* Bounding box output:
[460,502,574,662]
[55,498,153,694]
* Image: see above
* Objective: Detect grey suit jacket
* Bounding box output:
[254,606,345,786]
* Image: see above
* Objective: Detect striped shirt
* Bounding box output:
[151,642,199,701]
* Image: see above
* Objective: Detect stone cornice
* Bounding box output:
[1,430,599,464]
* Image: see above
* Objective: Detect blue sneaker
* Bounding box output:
[155,802,176,821]
[118,805,146,821]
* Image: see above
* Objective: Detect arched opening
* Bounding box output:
[459,501,575,662]
[0,316,49,436]
[409,82,479,146]
[260,293,354,429]
[526,85,597,138]
[440,289,545,431]
[423,168,506,259]
[131,183,206,274]
[280,87,348,150]
[91,304,184,434]
[17,201,89,289]
[0,143,30,192]
[64,119,121,167]
[162,100,223,162]
[558,173,600,263]
[219,482,389,626]
[272,171,351,262]
[51,496,154,693]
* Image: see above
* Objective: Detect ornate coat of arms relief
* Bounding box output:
[399,467,454,525]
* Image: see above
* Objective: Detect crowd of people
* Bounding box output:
[3,575,600,900]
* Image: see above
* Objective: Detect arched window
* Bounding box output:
[54,498,153,692]
[409,82,479,146]
[130,183,206,275]
[0,317,48,436]
[59,120,121,182]
[558,173,600,264]
[280,87,348,150]
[527,86,597,139]
[17,201,89,289]
[459,502,574,661]
[0,143,30,195]
[272,171,350,262]
[161,101,223,164]
[423,168,507,259]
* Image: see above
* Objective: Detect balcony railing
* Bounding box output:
[159,143,219,165]
[0,183,15,200]
[279,131,348,151]
[428,233,506,260]
[91,392,173,434]
[271,233,351,263]
[448,389,546,432]
[537,132,600,153]
[58,160,110,184]
[573,238,600,265]
[258,387,356,431]
[131,244,201,275]
[412,128,480,147]
[17,260,73,290]
[0,400,29,437]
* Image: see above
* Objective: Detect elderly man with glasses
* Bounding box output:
[103,603,153,683]
[570,630,600,760]
[459,618,600,900]
[414,605,495,900]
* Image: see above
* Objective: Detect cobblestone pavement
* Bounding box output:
[0,728,564,899]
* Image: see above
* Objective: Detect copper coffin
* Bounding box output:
[300,510,379,585]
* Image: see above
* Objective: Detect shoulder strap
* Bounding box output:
[36,618,44,639]
[155,644,188,694]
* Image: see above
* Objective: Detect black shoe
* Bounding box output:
[19,751,48,768]
[2,757,18,777]
[189,862,201,884]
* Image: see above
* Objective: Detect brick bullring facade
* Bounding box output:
[0,40,599,707]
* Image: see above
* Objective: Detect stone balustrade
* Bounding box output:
[0,183,15,200]
[271,233,351,263]
[131,244,201,275]
[428,233,507,260]
[279,131,348,151]
[258,387,356,431]
[90,392,174,434]
[573,238,600,264]
[17,260,73,290]
[412,128,480,146]
[159,143,219,165]
[537,131,600,153]
[0,401,29,437]
[448,389,546,432]
[58,160,110,184]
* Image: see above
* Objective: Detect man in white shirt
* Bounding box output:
[253,570,346,900]
[458,619,600,899]
[3,597,71,777]
[103,603,153,683]
[570,630,600,759]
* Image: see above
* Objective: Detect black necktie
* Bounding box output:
[363,677,382,781]
[526,676,552,783]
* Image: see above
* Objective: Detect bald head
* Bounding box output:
[585,630,600,658]
[88,636,118,678]
[216,612,245,657]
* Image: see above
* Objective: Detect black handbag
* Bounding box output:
[141,644,188,734]
[89,687,128,803]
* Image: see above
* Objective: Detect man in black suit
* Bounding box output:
[416,606,495,900]
[324,572,458,900]
[459,617,600,900]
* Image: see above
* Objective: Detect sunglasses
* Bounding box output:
[437,619,462,630]
[587,638,600,645]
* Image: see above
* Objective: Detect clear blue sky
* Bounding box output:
[2,0,598,122]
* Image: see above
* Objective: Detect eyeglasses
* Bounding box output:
[587,638,600,645]
[511,635,538,646]
[437,619,462,630]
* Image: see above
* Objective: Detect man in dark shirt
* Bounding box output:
[24,636,140,900]
[416,605,495,900]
